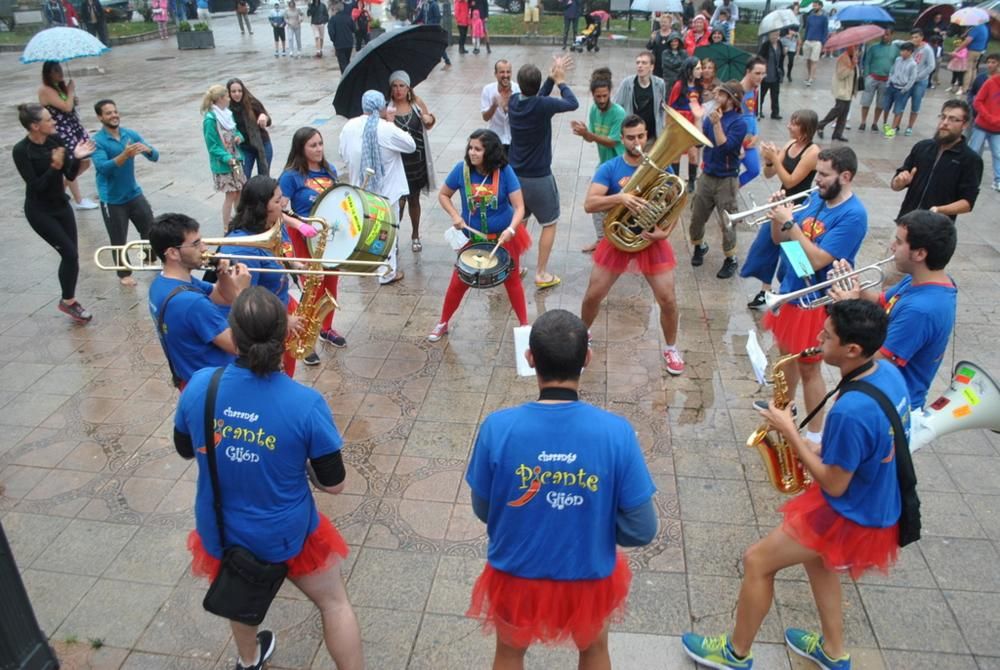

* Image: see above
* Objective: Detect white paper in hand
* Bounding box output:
[443,227,467,251]
[746,329,768,386]
[513,326,534,377]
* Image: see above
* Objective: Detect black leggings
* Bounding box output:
[25,199,79,300]
[786,51,795,80]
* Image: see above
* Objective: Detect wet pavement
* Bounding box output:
[1,19,1000,669]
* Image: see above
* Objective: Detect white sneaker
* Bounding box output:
[74,198,99,210]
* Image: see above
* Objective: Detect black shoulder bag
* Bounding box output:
[201,367,289,625]
[840,380,922,548]
[155,285,199,389]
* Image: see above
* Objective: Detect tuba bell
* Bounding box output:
[602,106,713,253]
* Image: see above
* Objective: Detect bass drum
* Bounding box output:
[307,184,396,273]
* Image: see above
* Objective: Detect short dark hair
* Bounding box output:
[149,213,200,262]
[718,8,730,17]
[93,99,116,116]
[942,98,971,123]
[745,55,766,73]
[790,108,819,142]
[517,64,542,97]
[17,103,44,130]
[986,52,1000,63]
[622,114,646,131]
[637,50,654,64]
[230,175,280,234]
[817,146,858,179]
[529,309,588,382]
[827,299,888,357]
[494,58,511,73]
[590,78,612,93]
[228,287,288,376]
[900,41,914,52]
[910,28,923,36]
[896,210,957,271]
[466,128,508,173]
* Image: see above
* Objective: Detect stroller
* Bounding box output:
[572,10,607,52]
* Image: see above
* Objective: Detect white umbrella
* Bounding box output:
[758,8,799,35]
[20,26,109,64]
[630,0,684,14]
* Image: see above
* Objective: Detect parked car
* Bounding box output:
[877,0,961,29]
[495,0,609,15]
[70,0,132,22]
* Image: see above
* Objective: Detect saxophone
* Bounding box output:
[286,216,339,361]
[747,347,821,494]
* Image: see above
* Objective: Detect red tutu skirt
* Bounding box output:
[187,513,349,581]
[466,553,632,650]
[780,484,899,580]
[593,238,676,276]
[763,303,827,363]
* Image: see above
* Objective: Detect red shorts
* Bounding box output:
[187,513,349,581]
[763,303,827,362]
[467,552,632,650]
[593,238,676,276]
[780,484,899,580]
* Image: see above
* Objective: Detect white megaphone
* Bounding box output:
[910,361,1000,453]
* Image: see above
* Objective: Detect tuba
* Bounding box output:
[747,347,820,494]
[603,106,713,253]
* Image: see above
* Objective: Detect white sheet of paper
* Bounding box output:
[746,329,768,386]
[513,326,534,377]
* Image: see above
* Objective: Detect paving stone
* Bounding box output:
[880,650,979,669]
[346,547,437,612]
[20,568,96,636]
[57,578,172,648]
[33,519,138,576]
[0,511,70,567]
[311,606,420,669]
[919,537,1000,592]
[943,590,1000,657]
[614,571,690,636]
[676,477,755,525]
[134,587,232,661]
[859,585,968,654]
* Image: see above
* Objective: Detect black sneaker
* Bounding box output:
[858,123,867,131]
[691,243,708,267]
[319,328,347,348]
[235,630,276,670]
[717,256,738,279]
[303,351,321,366]
[753,399,798,417]
[58,300,93,324]
[747,290,767,309]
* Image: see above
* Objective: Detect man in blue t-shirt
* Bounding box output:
[684,300,909,670]
[829,209,957,415]
[580,114,688,376]
[961,22,991,92]
[466,309,656,667]
[764,146,868,446]
[801,0,829,86]
[147,213,250,388]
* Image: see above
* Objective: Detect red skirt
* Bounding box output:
[763,303,827,363]
[187,513,349,581]
[593,238,676,276]
[780,484,899,580]
[467,553,632,650]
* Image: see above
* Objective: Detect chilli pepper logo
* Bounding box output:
[507,466,542,507]
[506,463,601,508]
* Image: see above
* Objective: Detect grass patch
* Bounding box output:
[0,21,160,46]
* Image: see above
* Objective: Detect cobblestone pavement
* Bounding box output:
[1,18,999,669]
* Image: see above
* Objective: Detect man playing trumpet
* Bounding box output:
[761,146,867,445]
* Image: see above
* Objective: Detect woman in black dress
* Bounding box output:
[12,103,96,323]
[388,70,436,252]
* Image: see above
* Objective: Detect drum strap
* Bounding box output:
[463,164,500,238]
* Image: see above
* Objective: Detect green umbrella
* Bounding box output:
[694,43,751,82]
[800,0,817,8]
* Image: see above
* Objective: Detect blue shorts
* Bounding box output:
[884,85,912,116]
[909,79,928,113]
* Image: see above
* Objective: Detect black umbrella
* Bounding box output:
[333,24,448,118]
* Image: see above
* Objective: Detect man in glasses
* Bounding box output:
[890,99,983,221]
[148,213,251,390]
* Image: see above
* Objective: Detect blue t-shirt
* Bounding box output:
[278,166,338,218]
[880,275,957,409]
[219,230,290,305]
[777,193,868,301]
[444,162,521,236]
[466,401,656,580]
[969,23,990,52]
[822,363,910,528]
[148,274,234,383]
[175,364,343,562]
[592,155,639,196]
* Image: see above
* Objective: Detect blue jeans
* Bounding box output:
[242,140,273,177]
[969,126,1000,181]
[884,85,912,116]
[909,79,928,114]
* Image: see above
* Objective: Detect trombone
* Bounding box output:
[93,218,389,278]
[763,256,895,313]
[724,187,818,228]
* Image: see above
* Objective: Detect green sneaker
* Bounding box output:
[681,632,753,669]
[883,125,896,138]
[785,628,851,670]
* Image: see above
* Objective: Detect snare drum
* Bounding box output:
[307,184,397,273]
[456,242,512,288]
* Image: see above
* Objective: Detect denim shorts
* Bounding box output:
[883,85,912,115]
[909,79,928,113]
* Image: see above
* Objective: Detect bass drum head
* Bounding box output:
[307,184,396,274]
[455,242,512,289]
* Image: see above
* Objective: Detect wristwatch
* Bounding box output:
[780,219,794,232]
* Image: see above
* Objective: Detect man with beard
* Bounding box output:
[481,60,519,154]
[580,115,686,376]
[761,146,868,447]
[571,71,626,252]
[891,99,982,221]
[92,99,159,287]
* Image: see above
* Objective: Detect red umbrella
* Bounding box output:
[822,24,886,52]
[914,3,955,30]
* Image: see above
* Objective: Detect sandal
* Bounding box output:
[535,275,561,290]
[411,239,422,252]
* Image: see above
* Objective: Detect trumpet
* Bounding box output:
[763,256,895,313]
[724,187,818,228]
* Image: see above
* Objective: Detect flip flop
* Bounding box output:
[535,275,561,290]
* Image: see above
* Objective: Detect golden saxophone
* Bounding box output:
[286,216,339,361]
[602,106,712,253]
[747,347,821,495]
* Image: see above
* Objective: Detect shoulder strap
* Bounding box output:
[156,284,200,388]
[203,367,227,549]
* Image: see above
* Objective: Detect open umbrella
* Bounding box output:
[630,0,683,13]
[822,23,885,52]
[694,43,750,81]
[951,6,990,26]
[758,8,798,35]
[333,25,447,118]
[835,4,894,26]
[20,26,109,65]
[914,3,955,30]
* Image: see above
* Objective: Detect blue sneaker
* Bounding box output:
[785,628,851,669]
[681,633,753,669]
